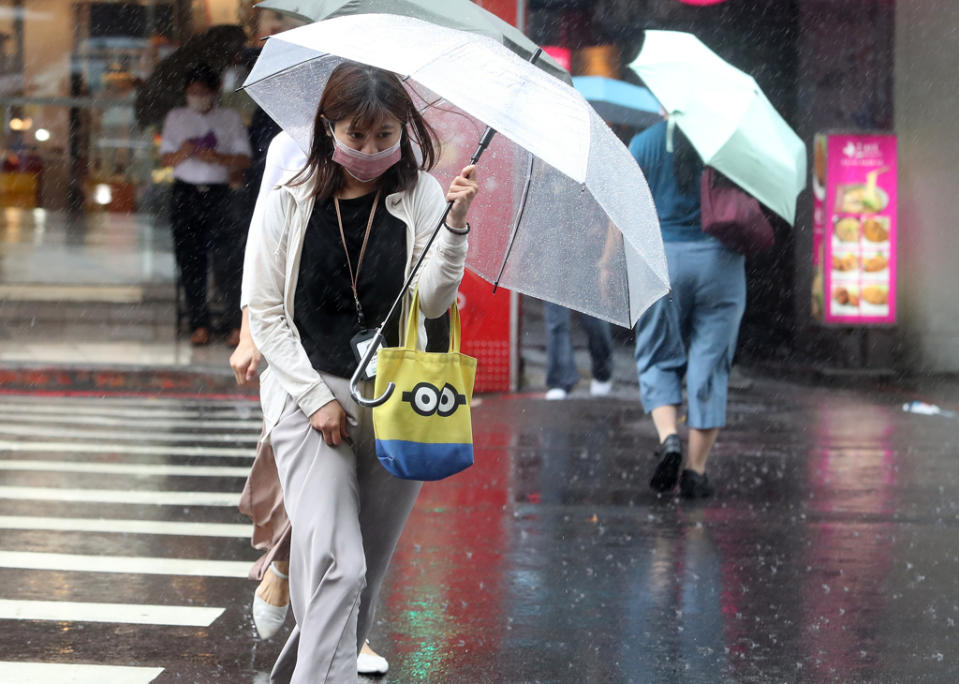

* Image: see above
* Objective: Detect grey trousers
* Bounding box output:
[269,374,422,684]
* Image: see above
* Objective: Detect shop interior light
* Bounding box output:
[94,183,113,206]
[9,117,33,131]
[34,128,50,142]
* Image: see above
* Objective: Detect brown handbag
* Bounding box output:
[700,166,775,255]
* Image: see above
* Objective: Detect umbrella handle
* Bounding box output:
[350,327,395,408]
[350,48,544,407]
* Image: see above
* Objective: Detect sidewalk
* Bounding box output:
[0,207,239,371]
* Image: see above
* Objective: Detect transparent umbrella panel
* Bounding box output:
[415,81,666,328]
[243,15,668,328]
[255,0,573,84]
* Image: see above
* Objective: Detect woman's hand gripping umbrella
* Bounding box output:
[242,13,670,405]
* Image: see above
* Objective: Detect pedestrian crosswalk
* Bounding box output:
[0,392,264,681]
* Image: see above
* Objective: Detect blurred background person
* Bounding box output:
[543,302,613,399]
[159,63,251,346]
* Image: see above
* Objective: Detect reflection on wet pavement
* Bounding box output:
[378,377,959,682]
[2,375,959,681]
[0,208,173,286]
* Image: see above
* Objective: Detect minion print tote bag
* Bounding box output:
[372,290,477,481]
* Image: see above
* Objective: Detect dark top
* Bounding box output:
[629,120,706,243]
[294,191,406,377]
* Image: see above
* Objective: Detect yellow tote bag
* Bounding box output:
[372,290,477,480]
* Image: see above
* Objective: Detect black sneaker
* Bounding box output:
[649,434,682,492]
[679,469,714,499]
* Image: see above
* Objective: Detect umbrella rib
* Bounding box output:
[242,56,332,90]
[492,152,535,292]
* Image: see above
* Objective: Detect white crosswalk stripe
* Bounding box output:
[0,516,251,537]
[0,599,224,626]
[0,551,251,577]
[0,411,264,430]
[0,459,251,477]
[0,486,241,506]
[0,661,165,683]
[0,393,265,679]
[0,439,254,457]
[0,423,259,444]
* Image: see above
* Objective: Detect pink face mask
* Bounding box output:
[329,122,402,182]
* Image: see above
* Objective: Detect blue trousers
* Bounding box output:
[544,302,613,391]
[634,241,745,429]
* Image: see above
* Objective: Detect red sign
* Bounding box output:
[541,46,572,72]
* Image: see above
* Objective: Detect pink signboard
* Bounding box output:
[812,133,897,325]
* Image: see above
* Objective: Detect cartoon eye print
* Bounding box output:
[402,382,466,417]
[404,382,439,416]
[437,383,466,417]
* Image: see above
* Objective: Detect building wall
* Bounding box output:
[894,1,959,372]
[793,0,895,368]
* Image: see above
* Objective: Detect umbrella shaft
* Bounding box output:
[470,126,497,166]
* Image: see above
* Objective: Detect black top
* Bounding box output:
[294,191,406,377]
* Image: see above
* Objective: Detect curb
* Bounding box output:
[0,363,259,399]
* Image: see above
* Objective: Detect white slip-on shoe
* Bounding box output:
[545,387,568,400]
[357,641,389,675]
[252,563,289,640]
[590,378,613,396]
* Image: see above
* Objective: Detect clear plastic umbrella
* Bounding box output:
[254,0,572,83]
[243,14,668,401]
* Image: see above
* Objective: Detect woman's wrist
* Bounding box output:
[444,220,469,235]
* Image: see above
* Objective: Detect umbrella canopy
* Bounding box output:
[572,76,661,128]
[629,30,806,224]
[243,13,668,328]
[254,0,571,83]
[134,25,247,128]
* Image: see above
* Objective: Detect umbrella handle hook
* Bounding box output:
[350,47,544,408]
[350,326,396,408]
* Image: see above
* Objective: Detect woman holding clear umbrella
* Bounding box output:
[630,120,746,499]
[230,125,392,675]
[246,62,477,682]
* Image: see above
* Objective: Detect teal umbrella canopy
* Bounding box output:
[255,0,571,83]
[572,76,661,128]
[629,30,806,224]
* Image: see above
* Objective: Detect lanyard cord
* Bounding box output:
[333,189,381,328]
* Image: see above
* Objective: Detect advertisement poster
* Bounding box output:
[812,133,897,325]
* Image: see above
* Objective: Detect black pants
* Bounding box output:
[170,180,243,331]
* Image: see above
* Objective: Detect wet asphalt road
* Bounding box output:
[1,374,959,682]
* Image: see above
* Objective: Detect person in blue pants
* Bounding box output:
[544,301,614,399]
[629,119,746,499]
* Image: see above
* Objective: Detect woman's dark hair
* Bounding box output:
[671,124,702,197]
[292,62,439,202]
[184,63,221,92]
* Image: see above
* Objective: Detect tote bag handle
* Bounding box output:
[403,290,462,354]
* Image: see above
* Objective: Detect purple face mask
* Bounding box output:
[329,123,402,182]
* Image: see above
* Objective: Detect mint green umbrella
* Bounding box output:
[629,30,806,224]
